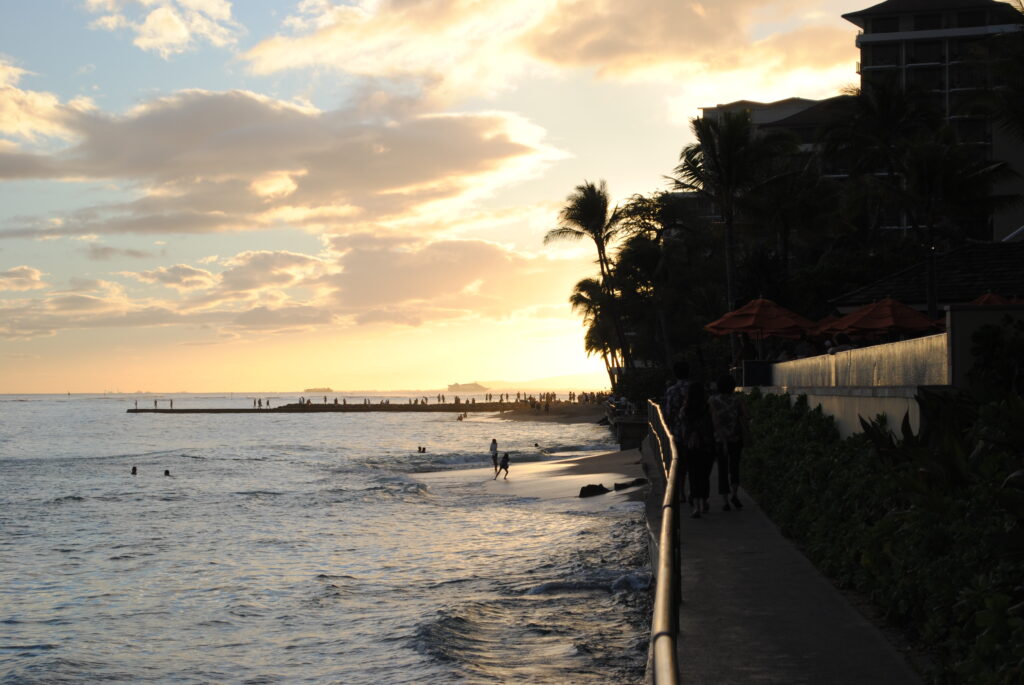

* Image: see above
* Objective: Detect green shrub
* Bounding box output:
[743,389,1024,684]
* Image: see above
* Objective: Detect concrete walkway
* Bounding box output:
[676,469,922,685]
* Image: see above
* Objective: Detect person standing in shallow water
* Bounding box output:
[489,438,499,474]
[494,452,509,480]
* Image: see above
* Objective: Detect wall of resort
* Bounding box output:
[761,306,1024,437]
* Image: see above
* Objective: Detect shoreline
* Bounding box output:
[416,447,646,503]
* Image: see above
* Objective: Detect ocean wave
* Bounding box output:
[49,495,86,504]
[524,580,610,595]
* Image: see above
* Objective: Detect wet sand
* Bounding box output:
[417,448,646,504]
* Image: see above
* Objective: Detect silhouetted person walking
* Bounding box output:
[710,374,749,511]
[683,381,715,518]
[494,452,509,480]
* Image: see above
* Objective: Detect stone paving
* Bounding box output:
[675,467,923,685]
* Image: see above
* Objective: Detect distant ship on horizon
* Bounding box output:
[447,382,488,393]
[304,387,334,393]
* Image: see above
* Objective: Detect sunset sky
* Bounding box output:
[1,0,868,393]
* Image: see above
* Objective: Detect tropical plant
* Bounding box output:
[545,180,625,282]
[570,276,620,387]
[546,180,633,370]
[672,109,784,313]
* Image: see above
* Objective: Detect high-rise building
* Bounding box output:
[842,0,1024,239]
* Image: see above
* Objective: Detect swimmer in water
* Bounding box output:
[131,466,137,475]
[163,469,170,477]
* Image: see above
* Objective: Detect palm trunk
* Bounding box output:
[724,208,739,364]
[598,248,634,371]
[601,351,616,389]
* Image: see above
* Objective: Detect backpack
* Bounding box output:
[712,394,742,442]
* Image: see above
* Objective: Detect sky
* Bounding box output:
[1,0,868,393]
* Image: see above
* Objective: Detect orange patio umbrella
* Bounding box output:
[971,292,1010,305]
[828,297,941,336]
[811,314,842,338]
[704,298,815,339]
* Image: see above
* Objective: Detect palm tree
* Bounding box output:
[899,135,1012,316]
[570,277,619,387]
[545,180,625,281]
[672,110,778,312]
[546,180,632,369]
[743,152,837,299]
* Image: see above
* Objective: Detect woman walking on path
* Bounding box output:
[709,374,749,511]
[683,381,715,518]
[489,438,499,474]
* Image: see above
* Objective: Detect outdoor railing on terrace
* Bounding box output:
[645,400,681,685]
[772,333,949,389]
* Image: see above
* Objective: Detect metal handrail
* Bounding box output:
[647,400,680,684]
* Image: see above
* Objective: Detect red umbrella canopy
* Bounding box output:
[704,298,815,338]
[829,298,940,336]
[811,314,842,337]
[971,293,1010,305]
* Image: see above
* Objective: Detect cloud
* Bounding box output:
[321,236,588,325]
[241,0,855,99]
[0,265,48,291]
[1,227,590,340]
[132,264,217,290]
[217,250,324,293]
[85,244,155,260]
[229,303,334,332]
[244,0,552,100]
[85,0,239,58]
[0,59,81,142]
[0,89,560,241]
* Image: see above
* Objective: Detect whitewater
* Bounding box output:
[0,393,651,683]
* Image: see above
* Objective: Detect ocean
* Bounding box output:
[0,393,651,684]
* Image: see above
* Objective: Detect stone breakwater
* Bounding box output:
[127,402,520,414]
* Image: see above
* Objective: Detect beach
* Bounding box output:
[416,447,646,504]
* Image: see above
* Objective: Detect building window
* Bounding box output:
[864,69,901,91]
[914,14,943,31]
[950,91,984,116]
[953,118,988,144]
[907,67,945,91]
[957,11,986,28]
[865,42,901,66]
[908,41,944,64]
[871,16,900,33]
[950,64,989,89]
